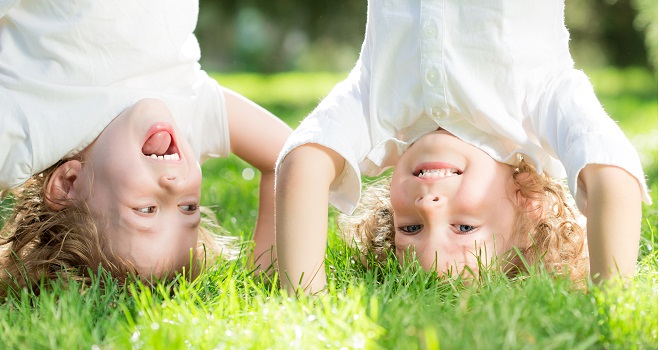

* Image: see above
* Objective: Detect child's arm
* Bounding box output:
[276,143,344,295]
[223,88,292,274]
[578,164,642,282]
[528,69,649,282]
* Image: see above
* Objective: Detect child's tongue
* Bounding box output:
[142,131,172,156]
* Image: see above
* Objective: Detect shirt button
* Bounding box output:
[423,24,437,39]
[431,106,443,117]
[426,69,438,84]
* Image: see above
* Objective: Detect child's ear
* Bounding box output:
[45,160,83,210]
[516,192,544,220]
[514,172,544,220]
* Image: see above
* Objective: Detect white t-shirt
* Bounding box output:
[0,0,230,189]
[277,0,651,214]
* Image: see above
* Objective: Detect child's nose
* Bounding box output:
[159,175,184,192]
[415,193,446,213]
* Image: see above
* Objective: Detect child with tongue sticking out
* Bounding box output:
[275,0,651,294]
[0,0,291,295]
[143,127,181,161]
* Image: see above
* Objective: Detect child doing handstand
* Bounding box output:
[0,0,290,295]
[276,0,651,294]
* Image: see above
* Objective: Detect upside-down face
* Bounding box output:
[76,98,203,277]
[390,129,519,276]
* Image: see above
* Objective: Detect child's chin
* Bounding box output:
[135,263,191,283]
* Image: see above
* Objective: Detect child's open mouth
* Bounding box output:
[413,162,462,179]
[142,123,181,161]
[415,168,461,179]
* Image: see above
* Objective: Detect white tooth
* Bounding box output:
[151,154,157,159]
[164,154,171,160]
[157,155,164,160]
[418,168,458,178]
[173,153,180,160]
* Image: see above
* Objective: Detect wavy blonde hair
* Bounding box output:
[338,161,588,283]
[0,161,233,298]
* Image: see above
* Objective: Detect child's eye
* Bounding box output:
[179,204,199,213]
[398,225,423,234]
[454,224,477,234]
[134,206,157,214]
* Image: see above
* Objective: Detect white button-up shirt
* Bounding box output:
[277,0,650,214]
[0,0,230,189]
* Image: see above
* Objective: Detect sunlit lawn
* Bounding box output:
[0,69,657,349]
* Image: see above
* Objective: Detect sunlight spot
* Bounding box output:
[351,336,366,349]
[130,331,141,342]
[242,167,255,180]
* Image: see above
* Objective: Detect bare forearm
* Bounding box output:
[580,164,642,282]
[252,171,276,274]
[276,144,343,295]
[221,86,293,275]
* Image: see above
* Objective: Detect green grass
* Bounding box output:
[1,69,657,349]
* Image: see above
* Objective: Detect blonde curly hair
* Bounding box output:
[338,161,588,283]
[0,161,233,298]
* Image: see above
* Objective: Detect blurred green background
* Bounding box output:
[195,0,658,73]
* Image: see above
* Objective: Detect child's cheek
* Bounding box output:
[394,234,417,260]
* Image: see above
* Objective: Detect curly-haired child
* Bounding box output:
[337,159,590,283]
[275,0,651,294]
[0,0,290,296]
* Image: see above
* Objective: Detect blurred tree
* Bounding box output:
[197,0,366,72]
[196,0,656,73]
[631,0,658,69]
[566,0,651,70]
